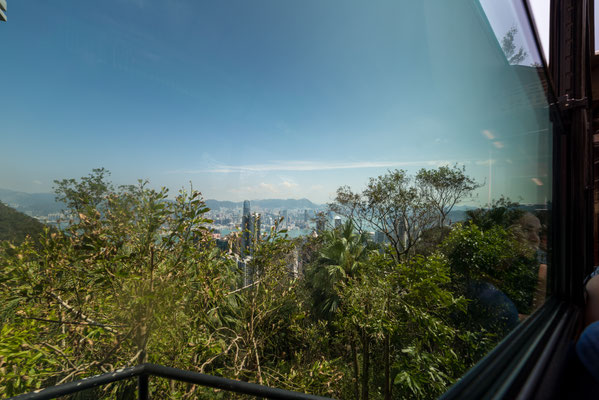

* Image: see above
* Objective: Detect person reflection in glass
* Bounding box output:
[512,212,547,312]
[463,206,543,336]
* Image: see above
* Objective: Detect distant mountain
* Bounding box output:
[0,188,64,216]
[205,198,323,210]
[0,202,48,245]
[0,187,323,215]
[447,205,477,223]
[452,205,478,211]
[205,200,239,210]
[447,209,469,223]
[254,198,323,209]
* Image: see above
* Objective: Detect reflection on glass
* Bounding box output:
[0,0,552,398]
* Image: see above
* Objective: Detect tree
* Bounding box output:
[1,170,351,398]
[501,27,527,65]
[213,224,342,397]
[0,202,48,246]
[304,221,371,398]
[331,170,434,262]
[53,168,113,215]
[441,222,538,336]
[1,168,497,399]
[385,254,468,399]
[416,164,481,228]
[306,221,371,319]
[0,170,238,397]
[330,251,470,400]
[465,196,525,231]
[330,167,478,262]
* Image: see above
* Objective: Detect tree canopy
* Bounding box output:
[330,166,480,261]
[1,169,543,399]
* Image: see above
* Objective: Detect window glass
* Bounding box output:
[527,0,550,62]
[0,0,552,398]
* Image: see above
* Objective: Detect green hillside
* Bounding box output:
[0,201,47,245]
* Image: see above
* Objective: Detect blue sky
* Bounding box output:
[1,0,552,205]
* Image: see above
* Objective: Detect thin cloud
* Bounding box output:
[482,130,495,140]
[229,182,280,196]
[259,182,278,193]
[230,185,269,195]
[281,180,298,188]
[177,160,449,174]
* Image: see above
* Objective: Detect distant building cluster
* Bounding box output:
[11,193,405,286]
[209,200,358,286]
[207,203,319,242]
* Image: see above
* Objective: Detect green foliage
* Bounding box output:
[302,218,474,399]
[330,167,479,262]
[53,167,113,214]
[416,164,481,227]
[443,223,517,281]
[0,170,238,397]
[330,170,435,262]
[0,202,47,246]
[442,222,537,314]
[388,255,468,399]
[0,320,62,397]
[306,220,372,319]
[465,197,525,231]
[1,169,540,399]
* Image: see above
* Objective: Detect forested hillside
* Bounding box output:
[0,202,47,245]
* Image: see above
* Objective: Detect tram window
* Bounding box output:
[0,0,556,398]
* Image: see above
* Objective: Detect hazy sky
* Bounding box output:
[1,0,552,205]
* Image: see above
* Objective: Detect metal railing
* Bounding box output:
[8,363,334,400]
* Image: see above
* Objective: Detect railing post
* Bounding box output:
[138,374,149,400]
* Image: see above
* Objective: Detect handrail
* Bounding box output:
[8,363,334,400]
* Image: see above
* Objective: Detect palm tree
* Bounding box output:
[310,220,370,318]
[306,220,373,400]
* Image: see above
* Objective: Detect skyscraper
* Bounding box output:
[243,200,250,218]
[374,231,386,244]
[315,213,326,234]
[250,212,261,255]
[281,209,288,229]
[241,200,251,257]
[334,216,342,228]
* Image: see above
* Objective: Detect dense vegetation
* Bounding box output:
[0,202,47,245]
[0,168,541,399]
